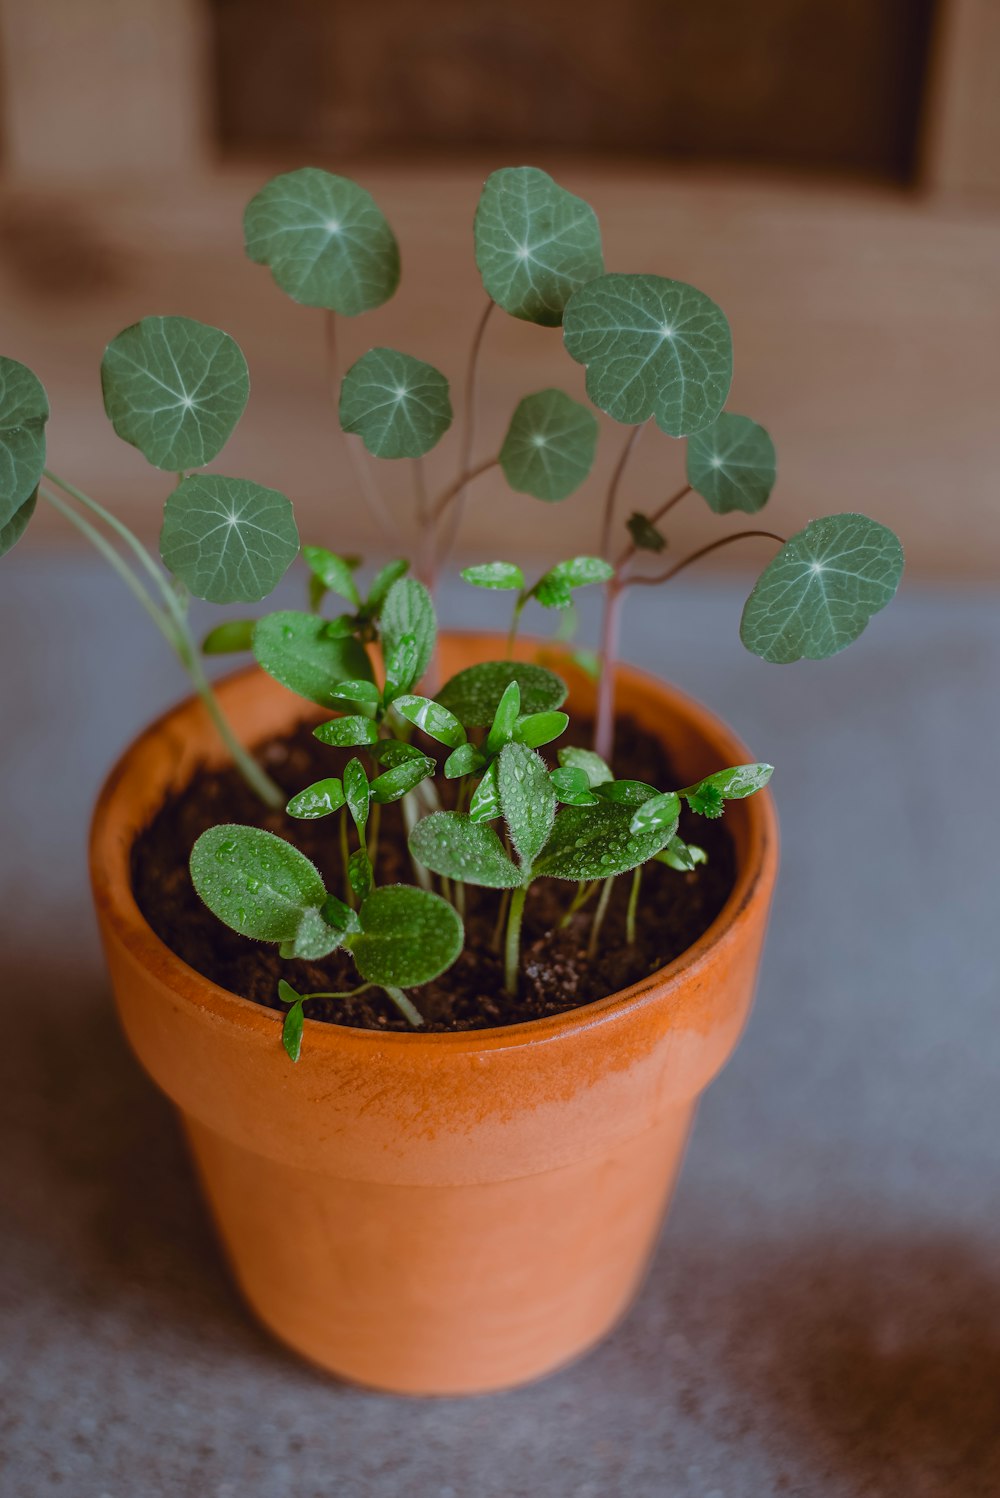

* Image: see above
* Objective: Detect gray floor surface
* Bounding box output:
[1,554,998,1498]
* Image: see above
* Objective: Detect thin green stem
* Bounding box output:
[491,886,512,953]
[587,876,615,960]
[299,983,375,1001]
[44,468,174,607]
[454,877,466,921]
[366,799,382,868]
[505,594,525,658]
[437,297,494,565]
[625,531,787,589]
[339,813,354,906]
[504,883,528,995]
[626,866,642,945]
[383,985,425,1028]
[559,879,600,929]
[183,644,284,807]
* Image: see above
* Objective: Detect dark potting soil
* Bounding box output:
[130,716,737,1032]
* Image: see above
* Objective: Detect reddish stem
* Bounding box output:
[625,530,786,589]
[437,298,494,566]
[600,423,645,559]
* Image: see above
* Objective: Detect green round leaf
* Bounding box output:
[437,661,567,728]
[0,487,37,560]
[380,576,436,688]
[546,555,614,589]
[536,803,674,881]
[740,513,904,664]
[190,825,326,942]
[409,813,523,888]
[339,347,452,459]
[391,694,466,749]
[474,166,604,326]
[550,766,598,806]
[313,716,379,748]
[253,610,374,707]
[498,742,556,868]
[243,168,399,314]
[349,885,463,987]
[0,357,48,527]
[563,273,732,436]
[461,561,525,592]
[499,389,598,502]
[161,475,299,604]
[687,412,776,514]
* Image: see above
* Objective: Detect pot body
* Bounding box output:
[90,636,778,1395]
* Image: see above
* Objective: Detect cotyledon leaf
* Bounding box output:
[536,802,675,880]
[252,611,374,708]
[189,825,327,942]
[740,513,904,664]
[408,813,523,888]
[436,661,567,727]
[0,357,48,527]
[562,273,732,436]
[498,742,556,869]
[160,475,299,603]
[686,412,776,515]
[499,389,598,501]
[101,316,249,471]
[474,166,604,326]
[243,168,399,314]
[348,885,463,988]
[339,347,452,458]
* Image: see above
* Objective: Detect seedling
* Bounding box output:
[2,165,903,1056]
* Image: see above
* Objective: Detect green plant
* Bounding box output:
[2,164,903,1054]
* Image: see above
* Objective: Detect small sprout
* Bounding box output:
[160,475,300,604]
[340,348,452,459]
[656,837,708,873]
[626,512,667,553]
[681,763,774,818]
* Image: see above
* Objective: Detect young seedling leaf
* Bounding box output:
[201,619,255,655]
[536,803,674,881]
[437,661,567,726]
[444,743,487,779]
[595,779,659,807]
[323,614,360,639]
[682,763,773,818]
[547,555,614,590]
[348,885,463,987]
[626,511,667,553]
[498,742,556,869]
[686,783,725,818]
[740,514,904,663]
[253,611,373,707]
[286,777,346,820]
[278,979,301,1006]
[282,998,305,1063]
[366,558,409,613]
[101,317,249,471]
[629,790,681,837]
[474,166,604,326]
[320,892,362,939]
[687,412,776,514]
[499,389,598,501]
[329,678,382,713]
[383,633,420,701]
[534,575,574,610]
[557,746,613,787]
[391,694,466,748]
[409,813,523,887]
[563,273,732,435]
[371,739,429,768]
[313,715,379,748]
[485,679,521,756]
[381,576,435,687]
[0,488,37,560]
[160,475,299,604]
[468,763,501,823]
[284,904,346,960]
[513,710,569,748]
[348,847,373,902]
[339,347,452,458]
[370,755,436,804]
[461,561,525,591]
[243,168,400,314]
[0,357,48,526]
[190,825,326,942]
[343,758,371,831]
[550,765,599,805]
[302,545,360,607]
[656,835,707,872]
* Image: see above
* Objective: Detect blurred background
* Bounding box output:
[0,0,997,577]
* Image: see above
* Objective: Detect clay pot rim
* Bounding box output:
[91,636,778,1054]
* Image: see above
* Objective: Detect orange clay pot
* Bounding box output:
[90,634,778,1396]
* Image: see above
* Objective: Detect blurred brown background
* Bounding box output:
[0,0,997,577]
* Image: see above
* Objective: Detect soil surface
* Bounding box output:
[131,715,736,1032]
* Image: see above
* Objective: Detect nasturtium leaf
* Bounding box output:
[550,766,598,805]
[343,758,371,831]
[563,274,732,435]
[469,762,501,823]
[190,825,326,942]
[474,166,604,326]
[687,412,776,514]
[536,803,674,881]
[281,998,305,1063]
[380,577,435,688]
[595,779,659,808]
[286,777,346,820]
[201,619,255,655]
[409,813,523,888]
[302,545,360,607]
[366,558,409,613]
[253,611,373,707]
[444,743,486,779]
[437,661,567,727]
[339,347,452,459]
[461,561,525,592]
[371,739,429,768]
[284,904,346,961]
[513,710,569,748]
[557,746,613,787]
[740,514,904,664]
[383,634,419,701]
[499,389,598,501]
[546,555,614,589]
[498,742,556,869]
[0,357,48,526]
[0,488,37,560]
[391,694,466,748]
[160,475,299,604]
[348,885,463,987]
[101,316,249,471]
[313,715,379,748]
[329,678,381,713]
[656,835,707,872]
[626,511,666,553]
[485,679,521,757]
[534,575,573,610]
[629,790,681,837]
[243,168,399,314]
[370,755,436,804]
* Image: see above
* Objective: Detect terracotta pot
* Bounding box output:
[90,634,778,1395]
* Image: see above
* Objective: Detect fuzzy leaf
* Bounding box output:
[468,762,501,823]
[348,885,463,987]
[461,561,525,592]
[391,694,466,748]
[513,710,569,748]
[474,166,604,326]
[409,813,523,888]
[594,779,659,807]
[626,511,666,553]
[557,746,613,787]
[339,347,452,458]
[286,778,346,820]
[546,555,614,589]
[190,825,326,942]
[485,679,521,756]
[740,514,904,663]
[380,577,435,688]
[629,791,681,837]
[201,619,255,655]
[498,742,556,869]
[687,412,776,514]
[443,743,487,779]
[160,475,299,604]
[243,168,399,314]
[282,999,305,1063]
[253,611,373,707]
[348,847,373,902]
[313,715,379,748]
[302,545,360,606]
[550,766,599,805]
[343,758,370,830]
[499,389,598,501]
[534,575,574,610]
[563,273,732,435]
[536,803,674,881]
[437,661,567,727]
[383,634,419,701]
[0,488,37,560]
[101,317,248,471]
[0,357,48,526]
[370,755,436,804]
